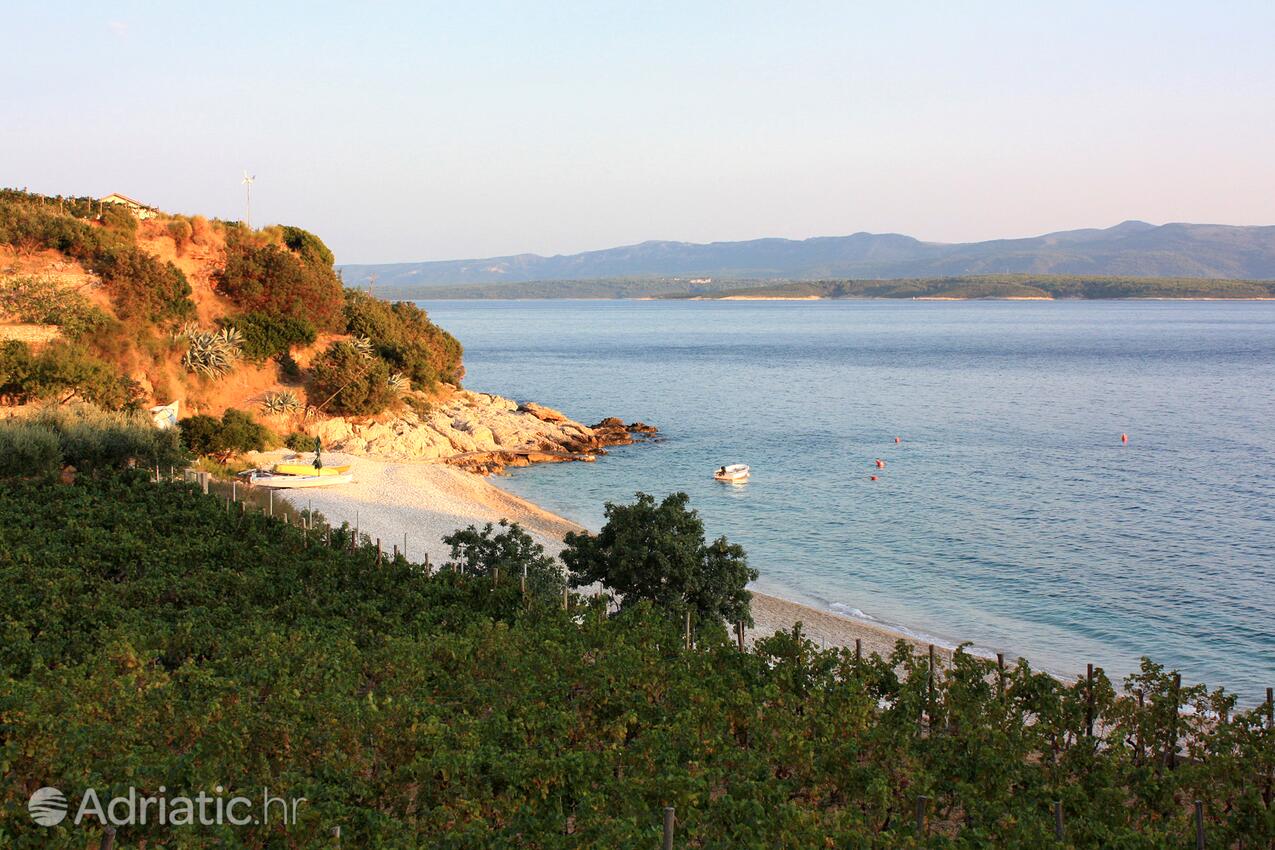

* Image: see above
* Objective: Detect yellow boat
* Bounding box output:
[273,462,351,476]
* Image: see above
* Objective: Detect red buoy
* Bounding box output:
[875,459,885,469]
[870,475,878,481]
[894,436,901,444]
[1121,433,1129,444]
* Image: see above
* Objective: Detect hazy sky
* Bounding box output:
[4,1,1274,264]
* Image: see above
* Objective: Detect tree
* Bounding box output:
[442,520,565,600]
[179,408,269,460]
[305,341,395,416]
[214,240,344,331]
[562,492,756,631]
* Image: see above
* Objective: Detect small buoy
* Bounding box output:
[894,436,901,444]
[870,475,878,481]
[875,459,885,469]
[1121,433,1129,444]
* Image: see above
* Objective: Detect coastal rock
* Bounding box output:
[520,402,569,423]
[300,388,654,473]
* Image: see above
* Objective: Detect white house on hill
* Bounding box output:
[99,192,158,220]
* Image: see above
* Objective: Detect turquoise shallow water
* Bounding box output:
[423,299,1275,700]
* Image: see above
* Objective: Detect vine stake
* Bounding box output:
[662,806,675,850]
[1086,663,1095,738]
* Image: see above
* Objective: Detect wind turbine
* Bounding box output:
[242,171,255,229]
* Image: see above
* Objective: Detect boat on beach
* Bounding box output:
[273,462,352,476]
[245,470,354,489]
[714,463,750,482]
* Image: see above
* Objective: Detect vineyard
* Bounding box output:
[0,473,1272,848]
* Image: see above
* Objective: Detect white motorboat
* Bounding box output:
[247,470,354,489]
[713,464,750,482]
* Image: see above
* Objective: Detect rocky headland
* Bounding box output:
[305,389,656,475]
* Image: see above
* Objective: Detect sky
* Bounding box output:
[3,1,1274,264]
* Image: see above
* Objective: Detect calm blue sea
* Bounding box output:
[424,299,1275,700]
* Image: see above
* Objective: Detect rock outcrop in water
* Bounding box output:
[306,389,656,475]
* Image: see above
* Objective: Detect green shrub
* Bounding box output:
[167,219,193,256]
[93,246,194,323]
[215,238,345,331]
[179,408,269,459]
[305,340,395,416]
[0,275,111,338]
[0,339,35,402]
[0,340,141,409]
[0,421,60,478]
[283,431,315,452]
[280,225,335,268]
[223,311,317,362]
[30,404,187,473]
[0,404,186,478]
[443,520,566,600]
[343,289,464,389]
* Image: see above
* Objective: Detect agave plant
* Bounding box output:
[351,336,375,359]
[387,372,410,396]
[260,389,301,415]
[181,325,242,377]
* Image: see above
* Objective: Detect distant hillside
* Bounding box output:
[374,274,1275,302]
[666,275,1275,301]
[340,220,1275,293]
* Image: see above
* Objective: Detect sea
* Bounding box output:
[423,298,1275,701]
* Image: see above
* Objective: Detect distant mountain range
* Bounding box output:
[340,221,1275,295]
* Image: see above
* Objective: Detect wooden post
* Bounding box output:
[685,609,692,650]
[493,567,500,586]
[521,572,527,595]
[376,539,382,566]
[331,825,341,845]
[915,795,928,835]
[1136,689,1145,765]
[393,544,398,559]
[736,621,744,651]
[562,586,568,611]
[202,471,209,494]
[1194,800,1204,850]
[927,644,936,720]
[662,806,675,850]
[1168,673,1181,770]
[269,490,274,517]
[1266,686,1273,809]
[100,826,117,850]
[1054,800,1064,840]
[855,638,862,661]
[1086,663,1095,738]
[232,480,237,502]
[997,652,1005,700]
